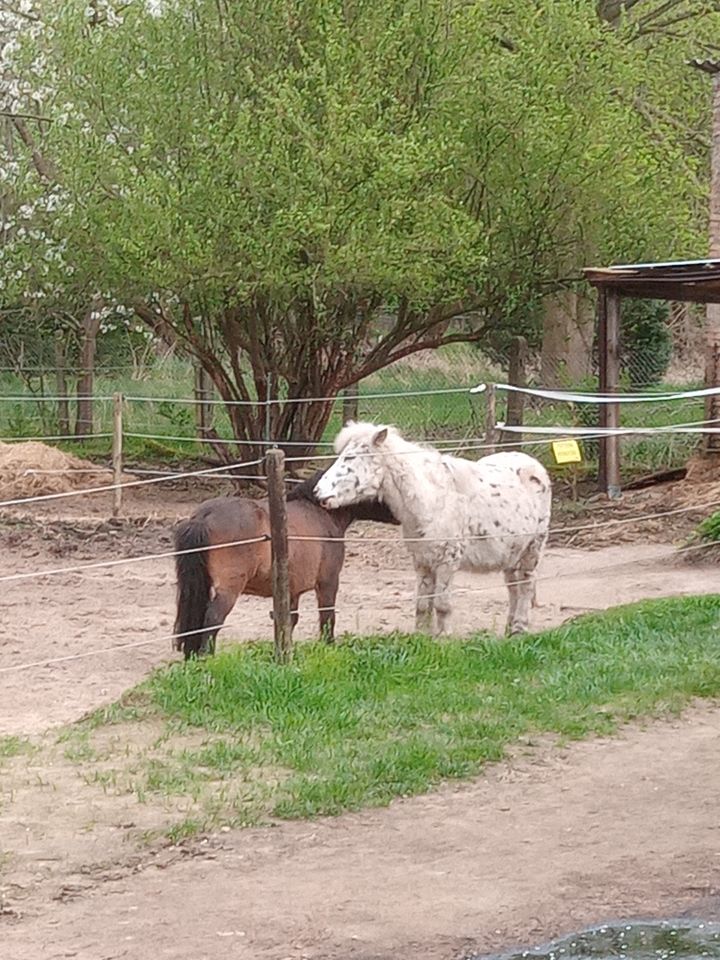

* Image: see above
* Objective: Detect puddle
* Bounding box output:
[471,921,720,960]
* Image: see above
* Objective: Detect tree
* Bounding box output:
[541,0,719,386]
[2,0,715,463]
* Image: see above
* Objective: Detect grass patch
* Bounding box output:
[0,736,32,759]
[77,595,720,827]
[681,510,720,564]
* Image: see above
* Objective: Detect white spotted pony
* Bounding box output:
[314,422,552,636]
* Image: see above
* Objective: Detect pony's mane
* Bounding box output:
[334,420,442,464]
[286,469,326,504]
[286,465,399,525]
[334,420,401,453]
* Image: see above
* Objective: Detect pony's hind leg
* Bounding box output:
[315,572,339,643]
[415,566,436,634]
[433,564,455,636]
[199,580,244,656]
[505,540,544,636]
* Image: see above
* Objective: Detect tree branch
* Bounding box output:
[10,117,57,182]
[0,109,53,122]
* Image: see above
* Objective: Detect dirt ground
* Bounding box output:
[2,478,720,959]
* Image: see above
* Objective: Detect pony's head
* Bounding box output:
[314,421,395,508]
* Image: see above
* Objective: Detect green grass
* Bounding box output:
[80,596,720,829]
[0,735,32,759]
[694,510,720,544]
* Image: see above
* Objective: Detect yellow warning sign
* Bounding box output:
[551,439,583,465]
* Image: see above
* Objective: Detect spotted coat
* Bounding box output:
[314,421,552,636]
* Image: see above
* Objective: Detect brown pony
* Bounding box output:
[173,470,398,658]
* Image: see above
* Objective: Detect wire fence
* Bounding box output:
[0,352,708,485]
[1,381,720,679]
[1,501,719,675]
[0,377,719,499]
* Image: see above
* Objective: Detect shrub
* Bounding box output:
[619,300,671,389]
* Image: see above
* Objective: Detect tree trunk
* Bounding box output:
[75,300,103,438]
[540,289,594,387]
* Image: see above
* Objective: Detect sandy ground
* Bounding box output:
[1,483,720,959]
[3,708,720,960]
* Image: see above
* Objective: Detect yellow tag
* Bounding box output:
[551,439,583,465]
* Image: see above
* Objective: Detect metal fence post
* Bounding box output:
[264,371,273,447]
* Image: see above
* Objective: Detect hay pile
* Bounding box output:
[0,441,114,500]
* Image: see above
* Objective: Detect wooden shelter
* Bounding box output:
[583,258,720,498]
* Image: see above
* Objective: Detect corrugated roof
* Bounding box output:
[584,258,720,303]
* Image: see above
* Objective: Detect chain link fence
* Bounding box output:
[0,309,709,485]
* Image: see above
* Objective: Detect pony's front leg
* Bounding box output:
[507,538,545,634]
[290,594,300,633]
[433,564,455,636]
[415,566,436,634]
[315,573,339,644]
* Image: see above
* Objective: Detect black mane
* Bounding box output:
[286,469,399,525]
[286,470,327,504]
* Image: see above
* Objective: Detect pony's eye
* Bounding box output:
[345,454,356,462]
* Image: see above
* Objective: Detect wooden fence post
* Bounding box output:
[112,392,123,518]
[501,335,527,446]
[343,383,359,423]
[597,288,622,499]
[193,364,214,439]
[75,298,102,438]
[54,333,70,436]
[264,371,273,446]
[266,448,293,663]
[484,382,497,453]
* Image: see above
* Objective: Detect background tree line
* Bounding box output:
[0,0,717,456]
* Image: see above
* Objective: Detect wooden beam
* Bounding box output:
[597,289,621,498]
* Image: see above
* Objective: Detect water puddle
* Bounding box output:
[471,921,720,960]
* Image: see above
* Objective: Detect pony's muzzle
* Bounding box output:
[313,484,336,509]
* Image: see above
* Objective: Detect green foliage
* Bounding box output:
[2,0,716,447]
[695,511,720,544]
[620,300,672,389]
[0,736,32,759]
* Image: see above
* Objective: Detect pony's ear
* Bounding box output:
[372,427,388,447]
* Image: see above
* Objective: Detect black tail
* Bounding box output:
[173,517,212,657]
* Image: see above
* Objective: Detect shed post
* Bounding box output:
[597,287,621,499]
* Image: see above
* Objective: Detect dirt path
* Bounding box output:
[3,705,720,960]
[1,522,717,736]
[2,491,720,959]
